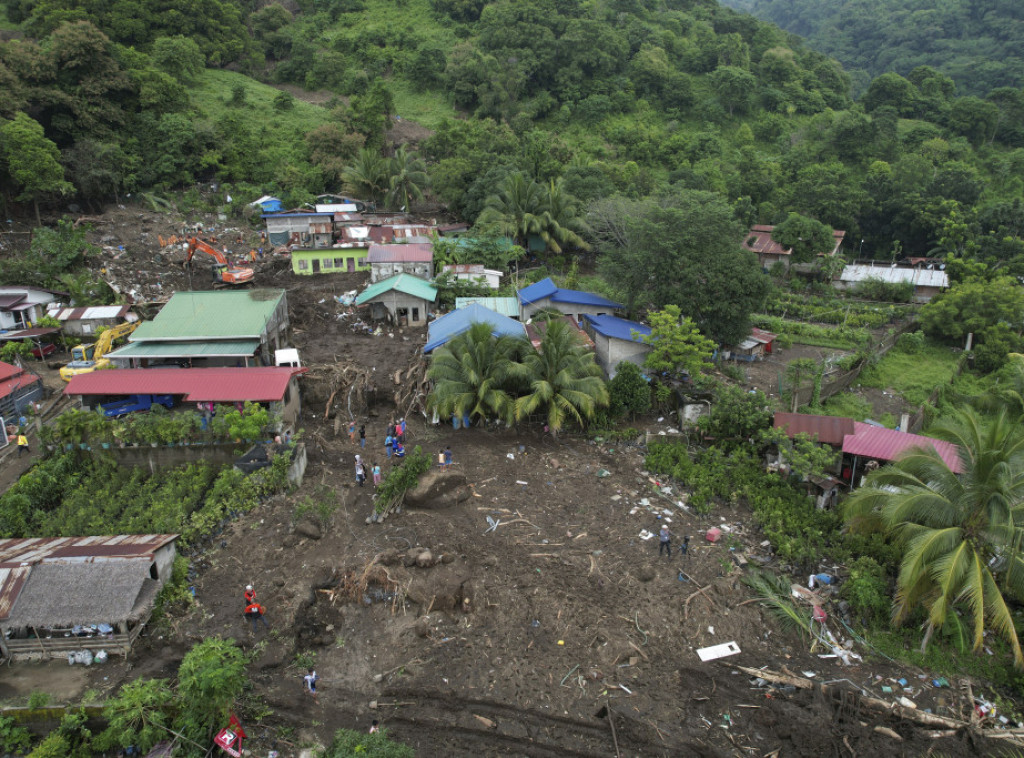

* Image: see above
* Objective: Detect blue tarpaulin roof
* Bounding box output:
[584,314,651,343]
[424,303,527,353]
[517,277,622,308]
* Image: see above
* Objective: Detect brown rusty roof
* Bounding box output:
[0,535,178,567]
[0,566,31,621]
[773,412,855,446]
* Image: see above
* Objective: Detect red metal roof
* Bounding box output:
[842,422,964,473]
[0,567,31,621]
[773,412,855,446]
[367,243,433,263]
[64,367,306,403]
[750,328,777,344]
[0,370,41,400]
[0,362,21,382]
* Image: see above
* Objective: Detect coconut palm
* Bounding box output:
[386,145,429,212]
[540,177,590,253]
[843,408,1024,665]
[476,172,548,248]
[341,148,389,207]
[512,318,609,436]
[426,322,522,425]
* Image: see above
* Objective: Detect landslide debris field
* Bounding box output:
[8,208,1010,756]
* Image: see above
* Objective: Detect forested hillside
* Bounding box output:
[720,0,1024,97]
[2,0,1024,322]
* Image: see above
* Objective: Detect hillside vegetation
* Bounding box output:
[721,0,1024,97]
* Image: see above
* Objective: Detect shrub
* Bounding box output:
[607,362,651,419]
[323,727,414,758]
[374,446,432,514]
[840,556,891,626]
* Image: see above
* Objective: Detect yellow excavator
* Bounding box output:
[60,321,139,381]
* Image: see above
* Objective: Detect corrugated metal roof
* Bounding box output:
[773,412,855,446]
[64,367,305,402]
[424,303,527,353]
[0,535,178,567]
[0,362,21,382]
[107,340,260,359]
[743,225,846,257]
[0,566,31,621]
[356,274,438,305]
[842,422,963,473]
[454,297,519,318]
[583,314,652,343]
[518,278,622,308]
[525,316,595,350]
[130,290,285,342]
[366,243,433,263]
[0,370,41,400]
[750,328,776,344]
[0,327,61,341]
[838,265,949,289]
[0,295,25,309]
[46,305,131,321]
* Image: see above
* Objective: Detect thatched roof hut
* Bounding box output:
[1,560,156,630]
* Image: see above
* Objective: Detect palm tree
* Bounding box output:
[540,178,590,253]
[476,173,548,248]
[341,148,388,207]
[512,318,609,436]
[974,354,1024,419]
[426,323,522,425]
[843,408,1024,666]
[386,145,429,212]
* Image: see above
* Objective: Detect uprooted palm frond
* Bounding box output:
[742,568,813,641]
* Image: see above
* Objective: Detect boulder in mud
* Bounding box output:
[403,470,471,509]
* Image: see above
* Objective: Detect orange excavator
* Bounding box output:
[184,237,255,287]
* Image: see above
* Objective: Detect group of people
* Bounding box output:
[658,525,690,559]
[353,455,382,487]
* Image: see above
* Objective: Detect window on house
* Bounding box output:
[323,258,333,268]
[358,258,367,266]
[298,259,309,270]
[412,307,420,322]
[334,258,344,267]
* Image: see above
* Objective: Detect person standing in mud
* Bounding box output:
[356,459,367,486]
[359,424,366,450]
[659,524,672,558]
[348,420,356,443]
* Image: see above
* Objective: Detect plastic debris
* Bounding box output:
[697,641,740,661]
[639,529,655,541]
[597,469,611,477]
[706,527,722,543]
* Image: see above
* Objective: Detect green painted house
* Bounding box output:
[291,248,370,275]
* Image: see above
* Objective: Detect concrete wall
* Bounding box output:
[598,335,651,378]
[521,297,616,323]
[369,261,432,283]
[59,318,122,337]
[367,293,433,325]
[152,541,177,581]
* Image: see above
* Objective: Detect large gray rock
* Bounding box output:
[294,518,323,540]
[404,470,471,509]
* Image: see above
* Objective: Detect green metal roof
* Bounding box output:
[106,340,261,359]
[356,274,437,305]
[130,290,285,342]
[455,297,519,319]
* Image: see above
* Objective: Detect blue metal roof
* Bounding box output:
[584,314,651,343]
[424,303,527,353]
[517,277,622,308]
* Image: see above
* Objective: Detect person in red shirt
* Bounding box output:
[244,585,256,604]
[244,602,269,632]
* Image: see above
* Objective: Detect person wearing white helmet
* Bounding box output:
[244,584,256,604]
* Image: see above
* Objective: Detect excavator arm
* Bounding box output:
[185,237,255,286]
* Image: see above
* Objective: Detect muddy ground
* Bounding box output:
[0,205,1014,756]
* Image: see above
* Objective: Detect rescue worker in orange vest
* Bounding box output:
[244,601,269,632]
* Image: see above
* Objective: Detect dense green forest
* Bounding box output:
[1,0,1024,332]
[721,0,1024,97]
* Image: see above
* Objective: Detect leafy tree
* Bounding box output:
[0,111,73,223]
[698,384,772,440]
[386,145,429,212]
[427,322,521,425]
[607,360,650,419]
[770,212,834,264]
[0,340,32,364]
[174,638,248,748]
[306,124,365,187]
[710,65,757,116]
[919,276,1024,346]
[512,317,609,436]
[640,305,715,381]
[348,81,394,150]
[150,35,204,84]
[431,235,522,270]
[760,427,838,479]
[591,193,769,344]
[844,409,1024,665]
[98,678,176,754]
[974,324,1024,375]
